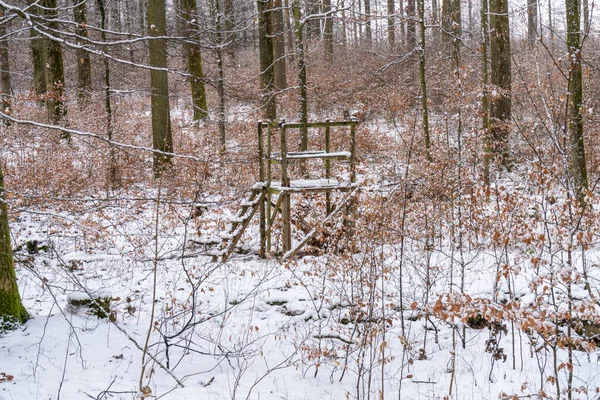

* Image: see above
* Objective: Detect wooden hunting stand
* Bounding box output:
[218,119,359,262]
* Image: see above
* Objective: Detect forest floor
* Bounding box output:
[2,99,600,399]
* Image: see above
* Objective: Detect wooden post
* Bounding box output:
[346,119,358,244]
[325,120,332,215]
[280,120,292,253]
[266,122,273,253]
[258,121,266,257]
[350,119,357,183]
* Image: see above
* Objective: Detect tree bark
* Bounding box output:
[210,0,226,152]
[73,0,92,104]
[224,0,236,61]
[257,0,277,121]
[148,0,173,176]
[387,0,395,52]
[29,0,47,103]
[489,0,511,168]
[565,0,588,202]
[407,0,416,50]
[292,0,307,155]
[182,0,208,121]
[364,0,372,45]
[273,0,288,87]
[42,0,66,122]
[0,159,28,329]
[527,0,538,43]
[481,0,491,184]
[417,0,431,160]
[323,0,334,62]
[0,6,11,122]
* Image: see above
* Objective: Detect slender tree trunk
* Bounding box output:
[224,0,236,62]
[582,0,589,33]
[148,0,173,176]
[97,0,119,187]
[341,0,347,47]
[407,0,416,49]
[273,0,288,87]
[527,0,538,43]
[73,0,92,104]
[0,6,11,122]
[292,0,307,155]
[283,0,294,56]
[257,0,277,120]
[364,0,372,45]
[417,0,431,160]
[182,0,208,121]
[481,0,491,184]
[387,0,395,52]
[0,159,28,329]
[565,0,588,202]
[29,0,47,103]
[323,0,334,62]
[43,0,66,122]
[210,0,226,152]
[489,0,511,168]
[399,0,405,48]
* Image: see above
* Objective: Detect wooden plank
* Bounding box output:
[282,121,357,129]
[222,190,265,262]
[264,193,284,241]
[325,121,331,215]
[282,187,359,260]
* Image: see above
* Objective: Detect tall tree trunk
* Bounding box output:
[283,0,294,56]
[527,0,538,43]
[407,0,416,49]
[451,0,462,65]
[442,0,452,48]
[341,0,347,47]
[273,0,288,87]
[565,0,587,202]
[0,159,28,329]
[387,0,395,52]
[323,0,334,62]
[417,0,431,160]
[73,0,92,104]
[148,0,173,176]
[257,0,277,121]
[29,0,47,103]
[481,0,491,184]
[43,0,66,122]
[97,0,119,187]
[182,0,208,121]
[583,0,589,33]
[364,0,372,45]
[489,0,511,168]
[0,6,12,122]
[292,0,307,154]
[224,0,236,62]
[210,0,226,152]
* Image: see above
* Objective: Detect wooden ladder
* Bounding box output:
[219,183,267,262]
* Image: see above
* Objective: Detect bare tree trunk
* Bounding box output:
[210,0,226,152]
[565,0,588,202]
[341,0,347,47]
[97,0,119,187]
[407,0,416,49]
[387,0,395,52]
[73,0,92,104]
[224,0,236,62]
[182,0,208,121]
[417,0,431,160]
[257,0,277,120]
[0,6,11,122]
[29,0,47,105]
[42,0,66,122]
[489,0,511,168]
[148,0,173,176]
[527,0,538,43]
[481,0,491,184]
[364,0,372,45]
[323,0,334,62]
[273,0,288,87]
[292,0,307,155]
[0,159,28,329]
